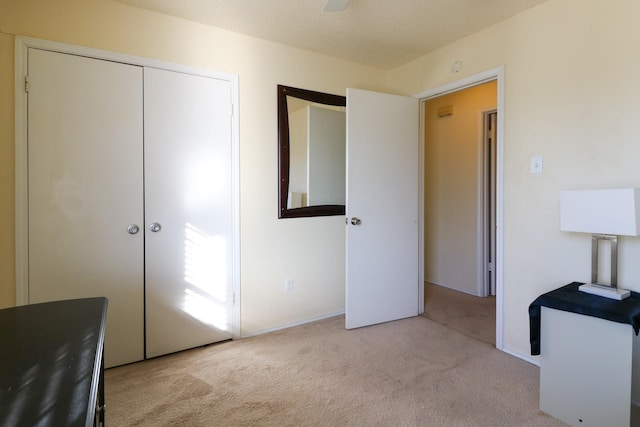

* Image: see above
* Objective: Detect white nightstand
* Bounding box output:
[540,306,639,427]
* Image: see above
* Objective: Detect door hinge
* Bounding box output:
[24,75,31,93]
[488,262,494,272]
[232,292,236,305]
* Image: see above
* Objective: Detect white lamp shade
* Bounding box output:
[560,188,640,236]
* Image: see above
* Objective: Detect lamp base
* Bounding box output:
[578,283,631,300]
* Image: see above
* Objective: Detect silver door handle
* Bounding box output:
[149,223,162,232]
[350,217,362,226]
[127,224,140,234]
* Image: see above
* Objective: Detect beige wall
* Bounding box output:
[4,0,640,361]
[424,81,496,295]
[389,0,640,358]
[0,0,387,335]
[0,31,14,309]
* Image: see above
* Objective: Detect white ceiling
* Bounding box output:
[115,0,548,69]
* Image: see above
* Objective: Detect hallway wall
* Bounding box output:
[424,81,497,296]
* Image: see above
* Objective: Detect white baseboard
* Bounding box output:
[240,311,345,339]
[501,345,540,366]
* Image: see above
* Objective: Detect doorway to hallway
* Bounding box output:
[421,79,498,343]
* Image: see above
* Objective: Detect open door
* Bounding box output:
[345,88,420,329]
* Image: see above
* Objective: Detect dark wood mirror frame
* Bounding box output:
[278,84,347,218]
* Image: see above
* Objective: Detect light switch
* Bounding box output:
[530,156,543,174]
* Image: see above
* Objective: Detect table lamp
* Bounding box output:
[560,188,640,300]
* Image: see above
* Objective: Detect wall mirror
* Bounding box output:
[278,84,347,218]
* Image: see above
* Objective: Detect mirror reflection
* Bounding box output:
[278,85,346,218]
[287,96,346,208]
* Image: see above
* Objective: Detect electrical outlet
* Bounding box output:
[285,278,293,293]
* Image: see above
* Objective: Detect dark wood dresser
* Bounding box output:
[0,297,108,426]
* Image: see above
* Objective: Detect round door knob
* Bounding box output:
[350,217,362,226]
[149,223,162,232]
[127,224,139,234]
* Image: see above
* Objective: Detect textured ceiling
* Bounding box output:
[115,0,548,69]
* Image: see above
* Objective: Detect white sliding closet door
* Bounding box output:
[27,49,145,367]
[23,44,237,366]
[144,68,234,358]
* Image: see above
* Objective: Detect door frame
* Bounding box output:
[14,36,242,338]
[482,110,498,297]
[415,66,504,350]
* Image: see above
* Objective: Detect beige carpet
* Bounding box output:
[423,282,496,345]
[105,315,566,426]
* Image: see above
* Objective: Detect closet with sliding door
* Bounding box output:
[16,39,239,368]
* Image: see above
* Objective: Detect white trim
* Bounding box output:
[480,108,498,298]
[14,36,242,338]
[414,67,502,99]
[414,66,505,352]
[476,110,485,298]
[14,39,29,306]
[14,36,238,82]
[417,100,426,314]
[229,67,242,340]
[241,311,345,339]
[503,346,540,366]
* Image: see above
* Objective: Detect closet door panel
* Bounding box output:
[144,68,234,358]
[27,49,145,367]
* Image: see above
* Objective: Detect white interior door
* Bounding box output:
[144,68,234,358]
[345,88,420,329]
[27,49,144,367]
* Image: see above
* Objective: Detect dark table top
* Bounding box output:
[0,297,108,427]
[529,282,640,355]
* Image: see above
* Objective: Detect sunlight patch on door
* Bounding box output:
[183,222,229,330]
[183,289,228,331]
[184,155,226,209]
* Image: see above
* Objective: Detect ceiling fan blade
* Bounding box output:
[324,0,350,12]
